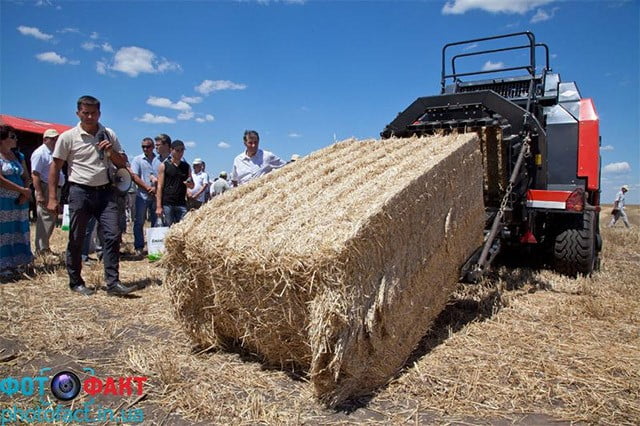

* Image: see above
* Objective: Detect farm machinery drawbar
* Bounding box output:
[381,32,602,281]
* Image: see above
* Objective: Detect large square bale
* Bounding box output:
[164,134,484,406]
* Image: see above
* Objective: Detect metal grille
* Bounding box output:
[458,80,534,99]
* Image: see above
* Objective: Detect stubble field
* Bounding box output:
[1,206,638,425]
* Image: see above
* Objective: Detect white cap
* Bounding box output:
[622,185,629,191]
[192,158,204,165]
[219,170,227,178]
[290,154,300,162]
[43,129,59,138]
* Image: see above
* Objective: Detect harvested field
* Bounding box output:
[1,199,638,423]
[164,135,484,406]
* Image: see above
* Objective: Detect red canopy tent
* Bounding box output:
[0,114,72,135]
[0,114,74,220]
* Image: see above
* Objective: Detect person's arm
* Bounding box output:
[268,152,287,169]
[128,166,154,195]
[231,162,238,187]
[98,129,126,168]
[185,166,195,190]
[46,158,64,213]
[193,175,208,198]
[32,170,45,206]
[155,162,165,217]
[0,168,31,202]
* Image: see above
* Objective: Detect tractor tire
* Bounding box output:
[553,211,599,277]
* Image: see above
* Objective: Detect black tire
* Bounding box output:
[553,211,598,276]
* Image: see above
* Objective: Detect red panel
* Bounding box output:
[0,114,72,135]
[577,99,600,191]
[527,190,572,202]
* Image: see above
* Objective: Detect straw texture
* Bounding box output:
[164,134,484,406]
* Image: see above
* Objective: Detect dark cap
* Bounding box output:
[155,133,171,144]
[171,140,185,150]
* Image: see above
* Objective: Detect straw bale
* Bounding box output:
[164,134,484,406]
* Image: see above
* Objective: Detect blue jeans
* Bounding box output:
[162,205,187,226]
[67,183,121,289]
[134,195,157,250]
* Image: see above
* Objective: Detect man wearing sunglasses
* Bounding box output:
[130,137,161,256]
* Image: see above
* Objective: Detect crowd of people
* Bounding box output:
[4,94,631,293]
[0,95,293,294]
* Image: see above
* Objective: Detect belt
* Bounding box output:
[70,182,112,191]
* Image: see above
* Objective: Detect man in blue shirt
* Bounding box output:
[130,137,161,255]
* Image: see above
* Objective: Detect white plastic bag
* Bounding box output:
[61,204,70,231]
[146,226,169,260]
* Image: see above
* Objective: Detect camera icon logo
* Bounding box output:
[50,371,81,401]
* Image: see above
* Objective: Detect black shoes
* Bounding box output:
[70,285,96,296]
[106,282,137,296]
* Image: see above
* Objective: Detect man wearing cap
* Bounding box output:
[211,171,230,197]
[130,137,161,255]
[608,185,631,228]
[31,129,65,255]
[230,130,286,187]
[47,95,136,296]
[187,158,209,210]
[156,140,194,226]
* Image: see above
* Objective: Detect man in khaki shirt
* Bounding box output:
[47,95,136,296]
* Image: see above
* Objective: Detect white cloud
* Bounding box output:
[195,79,247,95]
[135,113,176,124]
[463,43,478,51]
[81,41,98,51]
[288,132,302,138]
[194,115,214,123]
[442,0,554,14]
[530,7,558,23]
[602,161,630,174]
[482,60,504,71]
[111,47,181,77]
[181,96,203,104]
[58,27,80,34]
[101,42,114,53]
[90,32,99,40]
[17,25,53,41]
[146,96,191,111]
[177,111,195,120]
[184,141,196,148]
[35,51,68,64]
[218,141,231,149]
[600,145,614,152]
[96,61,107,74]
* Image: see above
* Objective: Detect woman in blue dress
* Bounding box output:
[0,125,33,278]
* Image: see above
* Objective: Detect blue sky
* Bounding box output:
[1,0,638,203]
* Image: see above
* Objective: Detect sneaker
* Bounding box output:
[134,249,144,257]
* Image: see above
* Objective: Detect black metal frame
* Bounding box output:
[440,32,549,94]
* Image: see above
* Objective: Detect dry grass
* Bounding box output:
[1,197,638,424]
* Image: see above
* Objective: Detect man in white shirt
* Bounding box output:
[230,130,286,187]
[608,185,631,228]
[211,171,231,197]
[31,128,65,254]
[187,158,209,209]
